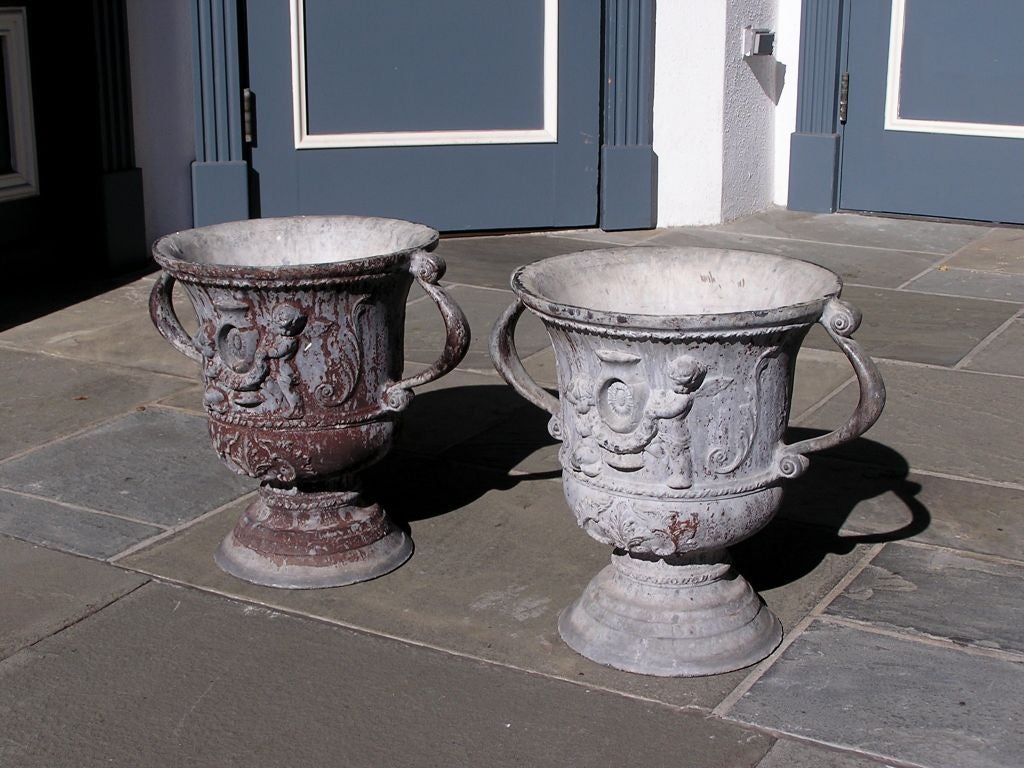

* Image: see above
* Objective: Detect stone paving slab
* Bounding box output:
[0,409,253,527]
[636,227,941,289]
[827,543,1024,654]
[403,283,549,372]
[790,348,856,417]
[435,234,620,289]
[521,347,559,387]
[123,456,866,711]
[0,536,147,660]
[0,348,190,460]
[802,362,1024,485]
[727,621,1024,768]
[755,739,891,768]
[779,456,1024,563]
[803,285,1019,366]
[714,209,990,255]
[944,227,1024,274]
[904,267,1024,303]
[0,490,163,559]
[963,318,1024,376]
[0,582,774,768]
[155,385,205,414]
[0,277,201,379]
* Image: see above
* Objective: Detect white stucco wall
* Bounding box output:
[722,0,777,221]
[653,0,801,225]
[773,0,801,205]
[126,0,195,245]
[653,2,727,226]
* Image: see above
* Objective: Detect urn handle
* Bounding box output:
[490,298,560,419]
[775,298,886,478]
[149,272,202,363]
[382,251,471,411]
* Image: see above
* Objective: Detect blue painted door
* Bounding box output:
[840,0,1024,223]
[244,0,599,231]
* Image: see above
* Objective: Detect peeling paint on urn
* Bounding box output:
[491,247,885,676]
[150,216,469,588]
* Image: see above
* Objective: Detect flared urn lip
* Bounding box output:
[511,247,844,332]
[152,215,439,285]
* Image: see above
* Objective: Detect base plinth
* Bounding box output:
[558,550,782,677]
[215,483,412,589]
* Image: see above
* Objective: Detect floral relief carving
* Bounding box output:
[197,293,309,418]
[212,428,311,485]
[571,492,701,557]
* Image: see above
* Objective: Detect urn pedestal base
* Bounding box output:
[215,483,412,589]
[558,549,782,677]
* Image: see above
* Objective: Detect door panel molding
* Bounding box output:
[838,0,1024,223]
[0,8,39,202]
[194,0,656,230]
[93,0,147,270]
[883,0,1024,139]
[191,0,249,226]
[599,0,656,230]
[289,0,558,149]
[787,0,845,213]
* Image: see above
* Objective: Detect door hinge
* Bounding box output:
[838,72,850,124]
[243,87,255,144]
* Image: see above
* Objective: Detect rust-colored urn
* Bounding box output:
[150,216,469,588]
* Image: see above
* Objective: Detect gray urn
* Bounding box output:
[150,216,469,589]
[491,248,885,676]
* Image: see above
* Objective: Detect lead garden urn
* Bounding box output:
[150,216,470,588]
[490,247,885,676]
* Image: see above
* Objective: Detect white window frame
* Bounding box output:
[289,0,558,149]
[0,8,39,201]
[884,0,1024,139]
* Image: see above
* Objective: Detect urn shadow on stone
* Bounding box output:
[149,216,470,589]
[736,432,929,592]
[491,247,887,677]
[366,383,560,527]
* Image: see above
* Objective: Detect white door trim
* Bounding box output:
[0,8,39,201]
[289,0,558,149]
[884,0,1024,139]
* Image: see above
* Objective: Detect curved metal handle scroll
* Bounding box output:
[775,298,886,478]
[383,252,471,411]
[149,272,202,363]
[489,298,560,420]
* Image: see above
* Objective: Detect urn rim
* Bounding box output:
[152,215,439,285]
[511,247,843,332]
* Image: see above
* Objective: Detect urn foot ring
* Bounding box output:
[214,485,413,589]
[558,551,782,677]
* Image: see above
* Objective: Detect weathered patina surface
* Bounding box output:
[491,247,885,676]
[150,216,470,588]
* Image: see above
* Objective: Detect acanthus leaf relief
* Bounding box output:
[707,345,780,475]
[306,300,364,409]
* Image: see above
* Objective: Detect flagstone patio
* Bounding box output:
[1,208,1021,767]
